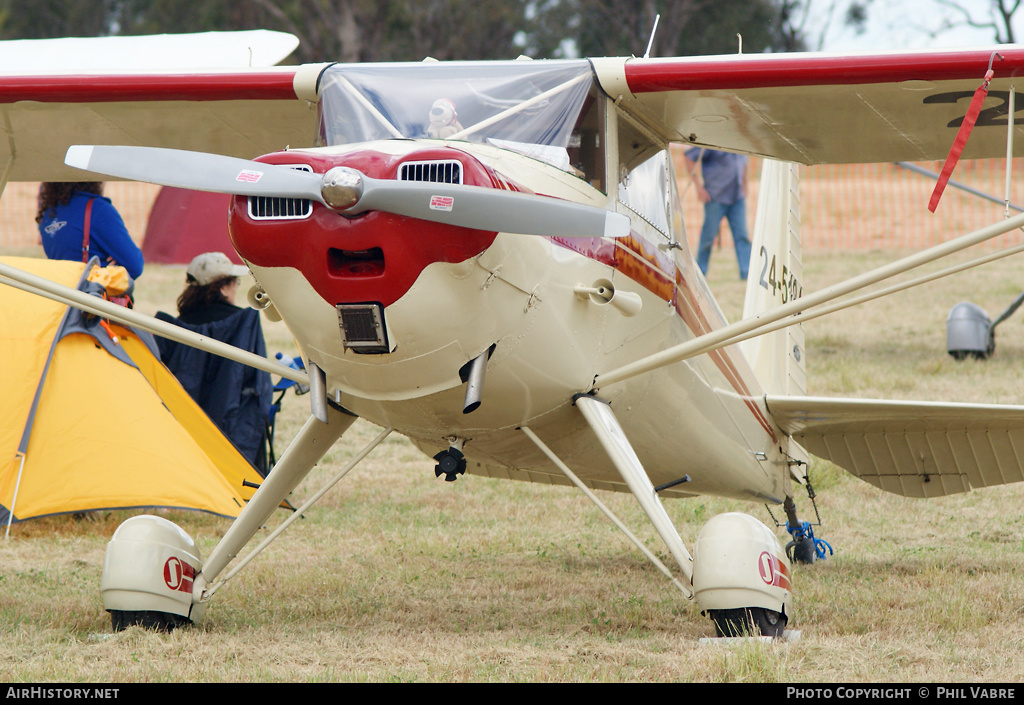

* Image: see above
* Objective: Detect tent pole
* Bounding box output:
[4,453,26,539]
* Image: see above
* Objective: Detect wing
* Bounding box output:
[0,32,325,183]
[592,47,1024,165]
[0,30,299,72]
[766,395,1024,498]
[12,44,1024,181]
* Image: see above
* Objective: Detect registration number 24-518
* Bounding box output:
[758,246,802,303]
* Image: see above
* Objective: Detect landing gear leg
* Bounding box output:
[193,406,358,599]
[783,497,817,565]
[781,495,832,565]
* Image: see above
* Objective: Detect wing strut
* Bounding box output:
[1006,86,1017,217]
[0,260,308,386]
[695,239,1024,365]
[595,210,1024,389]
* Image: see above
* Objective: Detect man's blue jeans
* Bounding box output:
[696,198,751,280]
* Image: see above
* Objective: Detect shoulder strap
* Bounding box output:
[81,197,94,263]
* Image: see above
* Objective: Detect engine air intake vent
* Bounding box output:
[248,165,313,220]
[336,303,391,354]
[399,160,462,185]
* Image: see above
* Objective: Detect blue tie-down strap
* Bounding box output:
[786,521,834,561]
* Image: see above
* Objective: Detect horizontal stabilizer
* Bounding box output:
[766,395,1024,498]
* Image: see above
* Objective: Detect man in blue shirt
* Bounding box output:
[36,182,144,279]
[683,148,751,280]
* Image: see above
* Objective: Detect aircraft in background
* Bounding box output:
[4,33,1024,638]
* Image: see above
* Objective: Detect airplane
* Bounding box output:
[4,32,1024,639]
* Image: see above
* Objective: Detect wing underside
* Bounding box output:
[597,47,1024,165]
[1,93,318,183]
[767,395,1024,498]
[0,72,324,183]
[0,33,325,183]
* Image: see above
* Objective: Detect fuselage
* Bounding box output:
[228,61,788,504]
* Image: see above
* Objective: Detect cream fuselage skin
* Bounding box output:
[230,139,788,504]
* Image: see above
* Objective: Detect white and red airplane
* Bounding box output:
[4,32,1024,638]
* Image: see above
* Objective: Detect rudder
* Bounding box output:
[740,159,805,398]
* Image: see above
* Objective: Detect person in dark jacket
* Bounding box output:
[157,252,273,474]
[36,182,144,279]
[176,251,249,323]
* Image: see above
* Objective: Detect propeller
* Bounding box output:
[65,145,629,239]
[65,145,325,201]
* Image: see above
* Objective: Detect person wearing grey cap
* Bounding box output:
[158,252,273,472]
[176,251,251,324]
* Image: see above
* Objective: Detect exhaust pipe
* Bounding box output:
[462,350,488,414]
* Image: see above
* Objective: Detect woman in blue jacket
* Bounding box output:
[36,182,144,279]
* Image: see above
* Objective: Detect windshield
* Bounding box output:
[318,60,595,157]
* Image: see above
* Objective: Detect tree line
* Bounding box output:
[0,0,817,62]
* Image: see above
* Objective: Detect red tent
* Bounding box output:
[142,187,243,265]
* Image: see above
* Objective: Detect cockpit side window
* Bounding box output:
[617,113,671,238]
[566,89,606,192]
[619,151,671,237]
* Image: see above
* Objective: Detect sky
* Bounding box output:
[808,0,1022,52]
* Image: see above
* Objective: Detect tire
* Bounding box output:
[110,610,190,633]
[709,607,786,638]
[787,536,817,565]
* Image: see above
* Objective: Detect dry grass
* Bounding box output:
[3,241,1024,682]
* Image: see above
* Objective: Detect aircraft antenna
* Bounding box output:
[643,14,660,59]
[737,33,743,54]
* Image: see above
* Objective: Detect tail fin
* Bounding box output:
[740,160,805,397]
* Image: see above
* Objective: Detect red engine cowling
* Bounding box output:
[228,147,505,309]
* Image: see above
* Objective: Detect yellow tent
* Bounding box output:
[0,257,264,529]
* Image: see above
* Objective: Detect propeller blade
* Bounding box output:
[66,145,629,239]
[356,176,630,239]
[65,145,325,201]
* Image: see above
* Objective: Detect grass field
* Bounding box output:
[2,242,1024,683]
